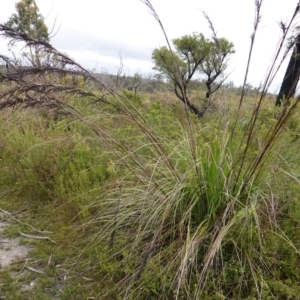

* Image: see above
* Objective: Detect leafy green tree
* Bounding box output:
[200,38,235,98]
[152,33,234,116]
[5,0,49,41]
[5,0,49,67]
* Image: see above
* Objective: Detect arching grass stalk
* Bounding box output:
[1,1,300,298]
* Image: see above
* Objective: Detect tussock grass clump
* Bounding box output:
[1,1,300,299]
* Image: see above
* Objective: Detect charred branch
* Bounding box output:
[276,32,300,107]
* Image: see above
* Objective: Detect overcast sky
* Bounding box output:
[0,0,300,92]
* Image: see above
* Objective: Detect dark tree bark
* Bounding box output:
[174,83,205,117]
[276,33,300,107]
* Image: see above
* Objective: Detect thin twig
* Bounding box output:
[19,231,56,244]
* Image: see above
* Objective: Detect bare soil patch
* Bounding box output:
[0,220,30,268]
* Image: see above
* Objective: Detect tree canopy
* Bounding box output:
[152,33,235,116]
[5,0,49,41]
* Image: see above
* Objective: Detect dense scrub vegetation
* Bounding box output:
[1,0,300,299]
[1,83,300,299]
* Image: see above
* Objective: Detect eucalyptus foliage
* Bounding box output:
[152,33,234,116]
[5,0,49,41]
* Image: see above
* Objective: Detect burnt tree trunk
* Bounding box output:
[276,33,300,107]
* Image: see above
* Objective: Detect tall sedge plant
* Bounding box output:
[1,0,300,298]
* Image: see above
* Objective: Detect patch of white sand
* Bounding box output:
[0,221,29,268]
